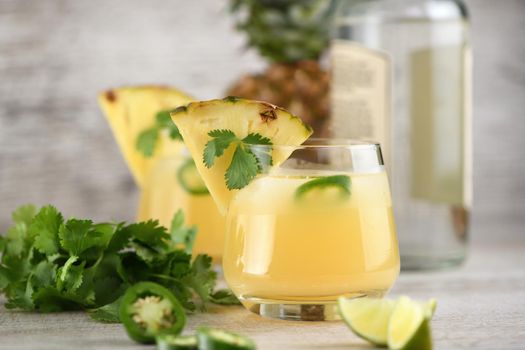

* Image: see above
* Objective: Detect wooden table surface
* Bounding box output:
[1,242,524,350]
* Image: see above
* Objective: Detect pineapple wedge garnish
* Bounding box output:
[98,86,193,187]
[171,97,313,214]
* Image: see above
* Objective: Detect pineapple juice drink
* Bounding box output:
[138,153,225,262]
[224,170,399,305]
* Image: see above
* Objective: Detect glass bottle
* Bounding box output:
[330,0,471,269]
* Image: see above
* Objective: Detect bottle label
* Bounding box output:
[330,40,392,169]
[331,39,471,207]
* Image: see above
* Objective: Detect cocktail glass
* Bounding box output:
[138,148,225,262]
[223,139,399,320]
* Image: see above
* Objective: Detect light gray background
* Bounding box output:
[0,0,524,244]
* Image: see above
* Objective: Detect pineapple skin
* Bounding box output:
[226,60,330,137]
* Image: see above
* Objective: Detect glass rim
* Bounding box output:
[249,138,381,150]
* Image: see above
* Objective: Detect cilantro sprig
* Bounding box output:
[203,129,272,190]
[0,204,239,322]
[136,110,183,157]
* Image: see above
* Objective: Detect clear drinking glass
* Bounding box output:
[138,149,225,262]
[222,139,399,321]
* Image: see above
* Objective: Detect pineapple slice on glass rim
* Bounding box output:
[171,97,313,214]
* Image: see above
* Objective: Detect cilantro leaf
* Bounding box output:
[12,204,36,226]
[170,210,198,254]
[105,222,129,252]
[5,224,29,257]
[0,268,8,290]
[136,110,183,157]
[203,130,274,190]
[118,252,151,284]
[164,251,192,278]
[225,145,259,190]
[57,256,85,292]
[88,297,122,323]
[4,279,34,310]
[183,254,217,309]
[93,276,126,306]
[91,223,118,249]
[0,236,5,254]
[31,286,84,312]
[156,110,183,141]
[203,129,237,168]
[0,253,31,285]
[155,110,173,127]
[58,219,107,258]
[31,261,57,288]
[242,133,272,145]
[210,289,241,305]
[121,220,171,262]
[136,127,159,157]
[30,205,63,256]
[242,133,273,171]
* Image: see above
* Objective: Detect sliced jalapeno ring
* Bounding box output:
[177,159,209,195]
[294,175,351,203]
[119,282,186,344]
[156,334,198,350]
[197,327,256,350]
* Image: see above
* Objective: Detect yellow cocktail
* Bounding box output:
[138,151,225,262]
[222,142,399,320]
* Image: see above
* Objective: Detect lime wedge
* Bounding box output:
[338,296,395,346]
[339,296,436,350]
[388,296,433,350]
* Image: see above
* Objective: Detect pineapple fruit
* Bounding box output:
[227,0,335,136]
[171,97,313,213]
[98,86,193,187]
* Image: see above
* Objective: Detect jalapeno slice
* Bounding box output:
[119,282,186,344]
[177,159,209,195]
[156,335,198,350]
[197,327,256,350]
[294,175,351,204]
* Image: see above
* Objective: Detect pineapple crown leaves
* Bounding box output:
[203,129,273,190]
[229,0,337,63]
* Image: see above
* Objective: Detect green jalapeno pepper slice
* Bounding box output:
[197,327,256,350]
[119,282,186,344]
[156,334,198,350]
[177,158,209,195]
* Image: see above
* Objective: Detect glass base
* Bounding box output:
[400,252,466,271]
[240,290,386,321]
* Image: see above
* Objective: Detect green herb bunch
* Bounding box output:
[0,205,237,322]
